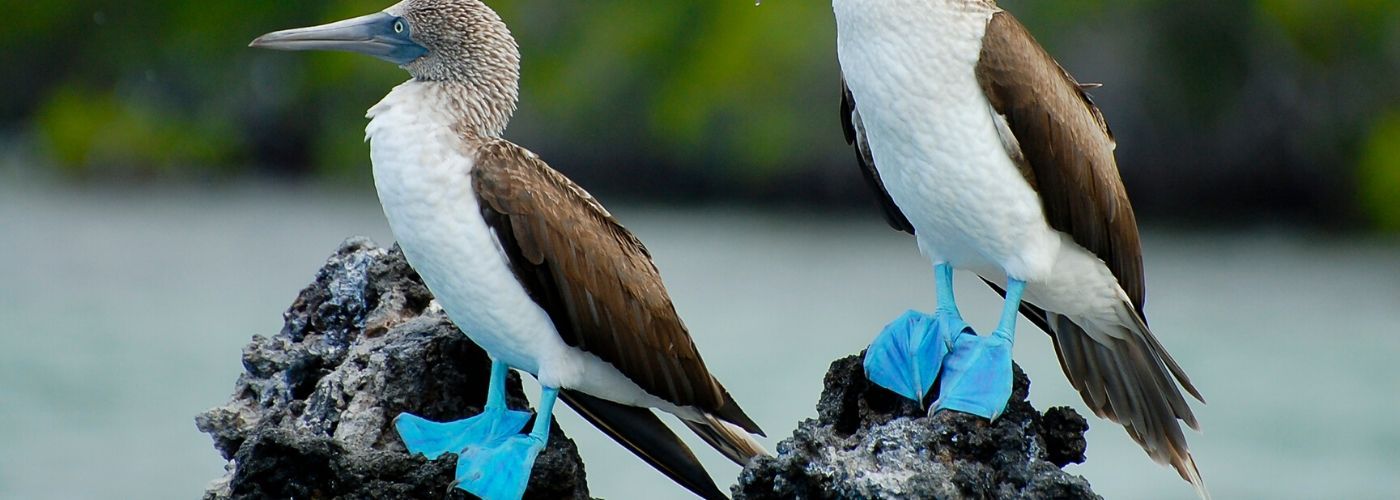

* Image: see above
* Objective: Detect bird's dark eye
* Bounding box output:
[393,19,405,34]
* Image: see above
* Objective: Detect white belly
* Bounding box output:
[834,0,1060,281]
[834,0,1141,331]
[362,81,697,411]
[366,82,560,376]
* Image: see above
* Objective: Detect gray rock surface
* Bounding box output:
[198,237,1101,499]
[196,238,589,499]
[734,354,1100,499]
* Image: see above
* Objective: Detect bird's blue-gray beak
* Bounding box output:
[249,12,427,66]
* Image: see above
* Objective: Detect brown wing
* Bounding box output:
[975,11,1143,313]
[977,11,1206,492]
[841,77,916,235]
[471,140,760,434]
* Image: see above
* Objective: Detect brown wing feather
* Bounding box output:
[976,12,1206,494]
[471,140,761,434]
[975,11,1143,313]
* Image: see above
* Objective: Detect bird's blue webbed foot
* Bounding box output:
[864,263,975,402]
[932,324,1014,419]
[394,409,532,460]
[453,387,559,500]
[395,360,532,460]
[453,430,547,499]
[933,278,1026,420]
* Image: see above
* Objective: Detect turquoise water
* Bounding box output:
[1,182,1397,499]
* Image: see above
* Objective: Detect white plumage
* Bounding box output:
[834,0,1135,339]
[366,80,691,415]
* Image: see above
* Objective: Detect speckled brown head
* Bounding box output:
[250,0,521,133]
[388,0,520,89]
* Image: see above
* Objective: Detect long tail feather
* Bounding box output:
[1049,312,1209,498]
[681,415,768,466]
[559,390,727,500]
[981,279,1209,498]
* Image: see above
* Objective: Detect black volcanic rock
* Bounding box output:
[734,353,1099,500]
[196,238,589,499]
[198,237,1102,499]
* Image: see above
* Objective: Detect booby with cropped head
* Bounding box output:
[250,1,764,498]
[829,0,1208,496]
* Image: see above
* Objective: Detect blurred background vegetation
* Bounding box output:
[5,4,1398,498]
[2,0,1398,228]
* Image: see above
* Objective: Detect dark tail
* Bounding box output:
[559,390,728,500]
[1047,312,1209,498]
[983,279,1209,498]
[680,415,768,466]
[689,377,768,465]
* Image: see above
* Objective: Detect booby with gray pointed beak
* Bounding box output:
[251,2,764,498]
[829,0,1208,496]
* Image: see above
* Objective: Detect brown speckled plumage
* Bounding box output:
[397,0,519,138]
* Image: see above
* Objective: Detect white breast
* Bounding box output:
[833,0,1061,281]
[365,81,559,375]
[363,82,690,410]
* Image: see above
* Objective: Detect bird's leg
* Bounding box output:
[932,278,1025,420]
[864,263,974,403]
[452,386,559,500]
[394,359,533,460]
[993,278,1026,343]
[933,261,962,317]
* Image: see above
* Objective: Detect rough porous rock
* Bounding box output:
[196,238,589,499]
[734,353,1099,499]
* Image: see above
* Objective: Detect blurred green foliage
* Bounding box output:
[2,0,1397,228]
[1,0,839,181]
[1359,111,1400,230]
[35,85,240,177]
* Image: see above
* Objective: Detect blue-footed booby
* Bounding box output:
[830,0,1208,496]
[250,1,764,498]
